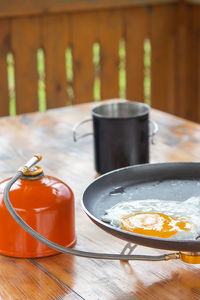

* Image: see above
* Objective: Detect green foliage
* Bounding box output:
[37,49,46,111]
[7,53,16,116]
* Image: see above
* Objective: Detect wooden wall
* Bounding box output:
[0,0,199,122]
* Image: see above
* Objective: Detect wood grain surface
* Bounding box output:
[41,14,69,109]
[97,10,122,100]
[1,2,200,123]
[11,16,40,114]
[0,101,200,299]
[0,19,10,117]
[151,4,176,114]
[0,0,179,18]
[72,12,95,104]
[125,7,149,102]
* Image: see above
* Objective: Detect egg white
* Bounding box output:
[101,197,200,240]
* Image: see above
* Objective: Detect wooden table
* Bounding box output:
[0,101,200,299]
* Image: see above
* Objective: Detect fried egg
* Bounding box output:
[101,197,200,240]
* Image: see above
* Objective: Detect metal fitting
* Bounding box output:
[165,252,180,260]
[34,153,42,161]
[18,166,30,174]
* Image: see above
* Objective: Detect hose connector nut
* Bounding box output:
[34,153,42,161]
[18,166,30,174]
[165,252,180,261]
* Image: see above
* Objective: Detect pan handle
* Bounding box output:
[72,118,93,142]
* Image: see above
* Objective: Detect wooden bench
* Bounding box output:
[0,0,200,122]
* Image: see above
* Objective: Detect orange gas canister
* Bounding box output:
[0,165,76,258]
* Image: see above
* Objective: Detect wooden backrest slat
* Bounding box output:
[151,4,176,114]
[97,10,122,100]
[194,6,200,122]
[0,1,199,122]
[72,12,96,104]
[174,4,199,121]
[0,0,179,18]
[125,7,149,102]
[41,14,69,109]
[0,19,10,116]
[11,17,40,114]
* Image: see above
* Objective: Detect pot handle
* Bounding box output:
[73,118,158,144]
[149,120,158,145]
[72,118,93,142]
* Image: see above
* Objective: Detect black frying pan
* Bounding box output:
[82,162,200,252]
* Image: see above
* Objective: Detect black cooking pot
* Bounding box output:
[73,101,158,174]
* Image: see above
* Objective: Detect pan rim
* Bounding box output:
[81,162,200,251]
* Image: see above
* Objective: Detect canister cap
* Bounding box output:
[23,166,43,176]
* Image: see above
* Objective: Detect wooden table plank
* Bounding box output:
[0,101,200,299]
[0,255,81,299]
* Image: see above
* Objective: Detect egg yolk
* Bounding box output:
[121,212,194,238]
